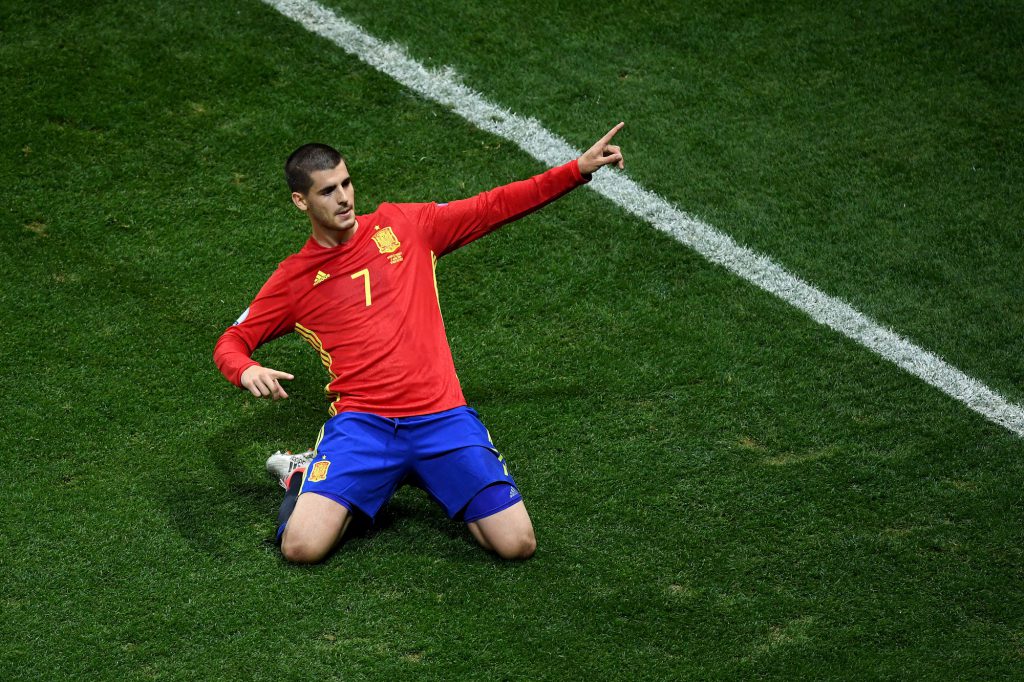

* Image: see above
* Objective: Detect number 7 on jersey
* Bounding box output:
[351,268,372,306]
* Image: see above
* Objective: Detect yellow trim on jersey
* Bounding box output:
[294,322,341,413]
[294,323,335,376]
[431,251,441,311]
[430,251,448,327]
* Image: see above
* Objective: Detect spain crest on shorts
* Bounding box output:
[308,460,331,483]
[371,226,401,254]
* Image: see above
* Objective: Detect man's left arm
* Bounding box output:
[424,123,625,255]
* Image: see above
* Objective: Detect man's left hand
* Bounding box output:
[578,122,625,176]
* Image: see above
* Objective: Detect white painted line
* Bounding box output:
[260,0,1024,438]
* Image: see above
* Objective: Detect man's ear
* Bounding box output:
[291,191,308,211]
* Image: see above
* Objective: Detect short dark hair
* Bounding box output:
[284,143,346,194]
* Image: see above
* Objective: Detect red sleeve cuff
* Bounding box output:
[231,360,261,388]
[570,158,591,183]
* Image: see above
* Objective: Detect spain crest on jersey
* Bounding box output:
[371,226,401,254]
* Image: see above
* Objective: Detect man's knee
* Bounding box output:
[493,529,537,561]
[280,532,330,564]
[469,500,536,560]
[279,492,351,564]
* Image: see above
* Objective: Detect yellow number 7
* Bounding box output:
[350,268,371,306]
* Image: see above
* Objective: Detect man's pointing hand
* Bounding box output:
[241,365,294,400]
[578,122,625,176]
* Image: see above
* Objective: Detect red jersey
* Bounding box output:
[214,159,588,417]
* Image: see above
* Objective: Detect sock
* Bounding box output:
[275,469,304,545]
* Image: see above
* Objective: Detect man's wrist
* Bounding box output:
[572,158,592,182]
[236,361,261,387]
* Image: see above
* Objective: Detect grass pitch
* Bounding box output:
[2,0,1023,679]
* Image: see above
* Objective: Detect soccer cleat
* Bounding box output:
[266,449,315,489]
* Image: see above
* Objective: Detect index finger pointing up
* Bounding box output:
[599,121,625,145]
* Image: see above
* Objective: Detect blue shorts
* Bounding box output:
[298,406,521,521]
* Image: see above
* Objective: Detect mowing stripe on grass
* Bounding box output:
[260,0,1024,438]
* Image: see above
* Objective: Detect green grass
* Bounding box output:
[2,0,1023,679]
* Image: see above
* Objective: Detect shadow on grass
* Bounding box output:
[151,400,344,558]
[460,378,601,410]
[157,400,494,561]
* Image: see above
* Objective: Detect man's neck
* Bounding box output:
[311,220,359,248]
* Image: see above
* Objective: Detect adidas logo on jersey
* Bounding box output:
[313,270,331,286]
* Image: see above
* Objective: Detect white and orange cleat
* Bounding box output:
[265,449,315,489]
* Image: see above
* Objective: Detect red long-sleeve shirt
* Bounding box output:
[214,159,588,417]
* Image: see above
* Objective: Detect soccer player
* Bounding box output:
[214,124,625,564]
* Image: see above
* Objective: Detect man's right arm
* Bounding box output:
[417,122,626,257]
[213,266,296,399]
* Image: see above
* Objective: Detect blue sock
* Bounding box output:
[275,470,304,545]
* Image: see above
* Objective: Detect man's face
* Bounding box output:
[292,161,357,239]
